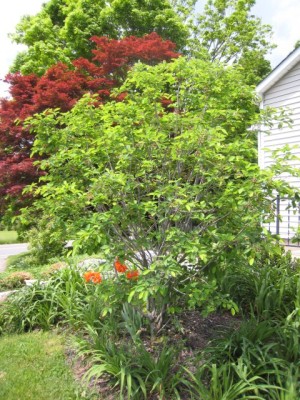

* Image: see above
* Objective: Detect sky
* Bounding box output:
[0,0,299,97]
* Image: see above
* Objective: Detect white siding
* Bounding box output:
[260,61,300,239]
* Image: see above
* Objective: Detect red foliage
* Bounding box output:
[91,32,179,77]
[4,73,38,117]
[0,73,41,214]
[0,33,179,215]
[33,63,87,112]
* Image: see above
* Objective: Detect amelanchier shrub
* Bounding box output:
[25,58,297,258]
[20,56,300,333]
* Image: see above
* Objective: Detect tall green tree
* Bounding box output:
[10,0,191,75]
[10,0,273,84]
[191,0,273,83]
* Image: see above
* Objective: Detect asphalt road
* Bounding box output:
[0,243,29,272]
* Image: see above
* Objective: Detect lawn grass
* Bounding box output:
[5,252,29,268]
[1,252,48,278]
[0,231,19,244]
[0,331,95,400]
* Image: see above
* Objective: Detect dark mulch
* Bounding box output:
[177,310,241,351]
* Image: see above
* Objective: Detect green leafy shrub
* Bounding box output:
[181,278,239,316]
[26,216,67,264]
[16,55,300,342]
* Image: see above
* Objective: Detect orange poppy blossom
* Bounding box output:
[126,270,139,280]
[83,271,102,284]
[114,257,128,273]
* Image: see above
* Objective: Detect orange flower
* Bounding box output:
[126,270,139,280]
[92,272,102,284]
[84,271,102,284]
[84,271,93,282]
[114,257,128,273]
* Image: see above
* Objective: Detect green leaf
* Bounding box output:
[248,258,255,266]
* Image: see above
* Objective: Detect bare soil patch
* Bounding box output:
[177,310,241,351]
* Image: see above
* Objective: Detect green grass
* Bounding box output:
[5,252,51,277]
[0,331,95,400]
[6,252,30,268]
[0,231,19,244]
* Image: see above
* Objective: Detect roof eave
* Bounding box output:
[256,47,300,95]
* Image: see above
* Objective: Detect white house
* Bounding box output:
[257,47,300,245]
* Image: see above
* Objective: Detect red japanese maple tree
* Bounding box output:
[0,33,179,216]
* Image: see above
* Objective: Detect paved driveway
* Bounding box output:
[0,243,29,272]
